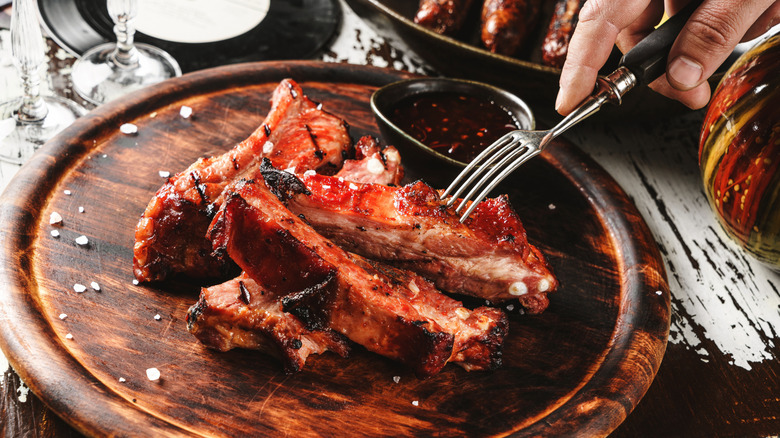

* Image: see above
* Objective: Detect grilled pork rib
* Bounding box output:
[133,79,351,282]
[334,136,403,186]
[208,177,508,377]
[186,272,349,373]
[276,167,557,312]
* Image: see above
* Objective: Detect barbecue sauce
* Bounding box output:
[389,92,519,163]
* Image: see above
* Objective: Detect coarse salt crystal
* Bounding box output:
[506,304,515,311]
[64,190,72,195]
[263,141,274,154]
[65,333,73,339]
[49,212,63,225]
[149,111,157,118]
[73,284,87,293]
[146,367,161,381]
[91,281,100,291]
[59,313,67,320]
[180,105,192,118]
[78,206,85,213]
[119,377,126,383]
[75,235,89,246]
[349,183,359,190]
[154,314,161,321]
[158,170,170,178]
[367,158,385,174]
[548,203,556,210]
[102,154,107,158]
[392,376,400,383]
[51,230,60,238]
[132,279,139,285]
[655,290,663,296]
[120,123,138,134]
[412,400,419,406]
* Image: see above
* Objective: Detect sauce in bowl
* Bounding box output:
[388,92,519,163]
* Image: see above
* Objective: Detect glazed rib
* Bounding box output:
[208,176,508,377]
[481,0,542,56]
[277,167,557,312]
[414,0,477,35]
[133,79,351,282]
[186,272,349,373]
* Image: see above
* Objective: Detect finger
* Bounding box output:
[614,1,666,53]
[648,74,712,109]
[666,0,777,92]
[555,0,652,115]
[742,0,780,41]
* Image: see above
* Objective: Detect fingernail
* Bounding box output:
[668,56,703,89]
[554,90,564,112]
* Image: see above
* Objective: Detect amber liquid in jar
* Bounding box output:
[389,92,519,163]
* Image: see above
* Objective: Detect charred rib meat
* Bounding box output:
[271,166,556,312]
[186,272,349,373]
[208,177,508,377]
[133,79,351,282]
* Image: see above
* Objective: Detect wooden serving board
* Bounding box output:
[0,61,670,437]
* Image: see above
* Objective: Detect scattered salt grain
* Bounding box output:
[65,333,73,339]
[73,284,87,293]
[64,189,72,195]
[120,123,138,135]
[49,212,63,225]
[91,281,101,291]
[154,314,161,321]
[392,376,400,383]
[102,154,108,158]
[263,141,274,154]
[132,279,139,285]
[59,313,67,320]
[349,183,359,190]
[149,111,157,118]
[75,235,89,246]
[367,158,385,175]
[158,170,171,178]
[119,377,126,383]
[548,203,556,210]
[50,230,60,238]
[180,105,192,118]
[78,206,85,213]
[146,367,161,381]
[655,290,663,296]
[506,304,515,312]
[411,400,419,407]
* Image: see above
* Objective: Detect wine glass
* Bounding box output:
[0,0,86,166]
[70,0,181,106]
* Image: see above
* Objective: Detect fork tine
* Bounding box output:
[458,147,541,222]
[453,142,528,213]
[442,131,520,203]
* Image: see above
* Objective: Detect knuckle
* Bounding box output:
[684,9,742,52]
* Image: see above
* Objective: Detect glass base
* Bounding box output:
[71,43,182,106]
[0,96,86,165]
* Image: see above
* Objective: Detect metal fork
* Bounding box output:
[443,0,703,221]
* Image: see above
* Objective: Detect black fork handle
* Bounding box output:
[619,0,705,86]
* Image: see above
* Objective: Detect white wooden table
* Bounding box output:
[1,2,778,436]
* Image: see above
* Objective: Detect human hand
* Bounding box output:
[554,0,780,115]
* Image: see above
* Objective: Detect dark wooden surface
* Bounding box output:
[0,61,669,436]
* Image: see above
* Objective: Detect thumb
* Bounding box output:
[666,0,776,91]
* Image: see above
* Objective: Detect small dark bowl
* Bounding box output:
[371,78,535,186]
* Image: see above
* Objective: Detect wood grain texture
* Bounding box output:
[0,61,669,436]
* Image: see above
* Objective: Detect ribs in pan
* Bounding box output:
[207,176,508,377]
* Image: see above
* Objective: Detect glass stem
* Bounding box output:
[11,0,48,123]
[108,0,140,68]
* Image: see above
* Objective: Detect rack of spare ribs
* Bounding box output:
[132,79,558,378]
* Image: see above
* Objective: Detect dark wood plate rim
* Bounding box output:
[0,61,670,437]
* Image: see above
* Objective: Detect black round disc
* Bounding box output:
[38,0,341,73]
